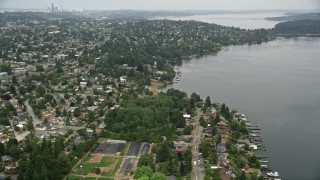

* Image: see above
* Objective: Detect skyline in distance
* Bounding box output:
[0,0,320,10]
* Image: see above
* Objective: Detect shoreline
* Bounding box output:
[157,45,282,179]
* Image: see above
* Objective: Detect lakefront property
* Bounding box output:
[0,5,319,180]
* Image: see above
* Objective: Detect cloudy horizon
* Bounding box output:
[0,0,320,10]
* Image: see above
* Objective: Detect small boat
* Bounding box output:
[259,160,269,163]
[267,171,279,177]
[261,164,268,169]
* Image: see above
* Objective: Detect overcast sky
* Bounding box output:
[1,0,320,10]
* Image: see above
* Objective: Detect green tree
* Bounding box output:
[199,116,207,127]
[151,172,167,180]
[64,93,70,100]
[95,167,101,175]
[9,85,16,94]
[156,142,172,163]
[55,108,61,117]
[138,154,155,170]
[12,75,17,84]
[88,111,95,122]
[237,171,246,180]
[212,170,222,180]
[211,126,217,136]
[138,176,149,180]
[27,118,34,132]
[63,109,67,117]
[134,166,153,179]
[205,96,211,107]
[73,108,81,117]
[35,85,46,97]
[199,140,211,158]
[0,142,5,155]
[18,86,26,95]
[53,136,65,157]
[183,148,193,174]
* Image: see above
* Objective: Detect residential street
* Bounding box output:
[24,100,41,126]
[193,108,204,180]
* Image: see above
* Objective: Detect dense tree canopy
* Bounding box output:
[274,20,320,35]
[104,89,190,142]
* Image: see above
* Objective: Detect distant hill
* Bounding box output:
[266,12,320,21]
[274,20,320,35]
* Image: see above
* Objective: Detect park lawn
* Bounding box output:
[98,178,114,180]
[120,142,131,156]
[98,138,108,143]
[110,157,123,176]
[100,156,116,166]
[84,177,97,180]
[67,175,84,180]
[75,155,116,175]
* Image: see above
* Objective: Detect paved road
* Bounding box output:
[193,108,204,180]
[24,100,41,126]
[9,119,30,141]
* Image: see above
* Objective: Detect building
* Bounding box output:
[173,141,188,154]
[0,72,8,79]
[5,161,17,172]
[51,3,55,13]
[217,121,228,135]
[119,76,127,83]
[17,112,27,125]
[183,114,191,120]
[217,142,226,153]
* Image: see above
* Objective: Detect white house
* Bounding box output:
[0,72,8,80]
[120,76,127,83]
[80,82,87,88]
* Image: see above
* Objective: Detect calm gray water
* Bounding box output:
[159,13,283,29]
[167,37,320,179]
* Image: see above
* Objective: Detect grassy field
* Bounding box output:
[120,142,131,156]
[98,178,114,180]
[98,138,108,143]
[84,177,96,180]
[110,157,124,176]
[74,155,117,175]
[67,175,83,180]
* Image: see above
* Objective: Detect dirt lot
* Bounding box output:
[89,154,103,163]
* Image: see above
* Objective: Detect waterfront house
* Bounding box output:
[217,121,228,135]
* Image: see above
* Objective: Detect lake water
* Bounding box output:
[158,13,283,29]
[166,37,320,179]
